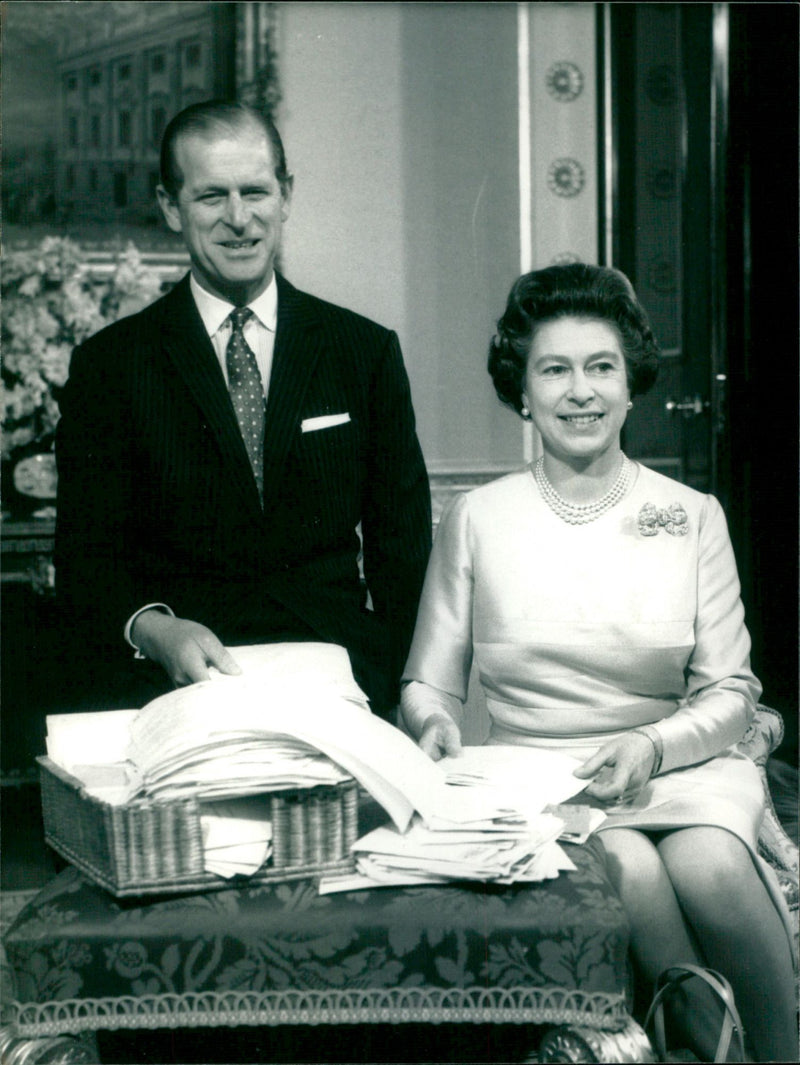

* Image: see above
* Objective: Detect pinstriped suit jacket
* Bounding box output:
[54,273,431,714]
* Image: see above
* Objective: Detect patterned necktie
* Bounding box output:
[226,307,265,501]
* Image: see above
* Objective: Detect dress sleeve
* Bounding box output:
[399,680,466,741]
[402,492,475,702]
[651,494,761,773]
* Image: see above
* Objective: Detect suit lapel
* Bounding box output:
[261,275,325,503]
[159,277,264,520]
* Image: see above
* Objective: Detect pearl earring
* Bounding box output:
[627,401,633,410]
[521,406,530,419]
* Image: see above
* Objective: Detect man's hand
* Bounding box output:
[131,610,242,686]
[572,732,656,804]
[417,713,462,762]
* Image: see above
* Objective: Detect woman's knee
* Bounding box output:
[599,828,666,892]
[657,827,757,907]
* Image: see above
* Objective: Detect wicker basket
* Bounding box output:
[37,756,358,897]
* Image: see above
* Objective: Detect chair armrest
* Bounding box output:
[735,703,798,887]
[736,703,784,766]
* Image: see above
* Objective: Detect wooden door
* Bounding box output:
[603,4,719,494]
[603,3,799,752]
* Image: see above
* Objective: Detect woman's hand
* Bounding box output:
[417,713,463,762]
[573,732,656,803]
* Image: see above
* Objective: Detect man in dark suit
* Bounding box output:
[54,100,431,719]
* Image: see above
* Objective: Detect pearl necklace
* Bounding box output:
[533,455,633,525]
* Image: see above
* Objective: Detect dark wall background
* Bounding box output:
[724,4,798,761]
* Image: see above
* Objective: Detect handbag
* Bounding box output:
[644,964,746,1063]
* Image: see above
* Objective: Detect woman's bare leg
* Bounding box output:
[600,827,741,1061]
[656,826,797,1062]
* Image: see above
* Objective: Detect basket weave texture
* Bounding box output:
[37,757,358,897]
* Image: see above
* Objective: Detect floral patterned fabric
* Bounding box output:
[737,706,800,954]
[4,837,631,1037]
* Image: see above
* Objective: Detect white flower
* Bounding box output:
[3,380,40,421]
[61,277,106,341]
[1,426,36,452]
[18,274,42,298]
[2,236,162,460]
[40,344,72,388]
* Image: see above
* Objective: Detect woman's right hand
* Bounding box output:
[417,713,463,761]
[573,732,656,803]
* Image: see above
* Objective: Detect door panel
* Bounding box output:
[605,4,715,491]
[605,3,798,753]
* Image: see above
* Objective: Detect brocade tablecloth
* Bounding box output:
[4,836,631,1038]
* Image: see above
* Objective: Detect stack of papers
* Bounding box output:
[350,811,570,883]
[45,709,143,804]
[45,643,603,887]
[320,745,600,893]
[544,803,607,844]
[124,649,443,832]
[127,642,368,803]
[200,796,273,878]
[138,734,352,802]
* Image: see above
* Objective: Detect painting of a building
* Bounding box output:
[56,2,235,225]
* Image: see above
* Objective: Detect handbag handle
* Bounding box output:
[644,963,746,1063]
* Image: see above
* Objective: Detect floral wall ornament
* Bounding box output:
[637,502,689,537]
[1,237,163,464]
[546,158,585,198]
[545,61,584,102]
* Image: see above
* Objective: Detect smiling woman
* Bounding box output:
[522,318,630,484]
[400,264,798,1062]
[488,263,659,504]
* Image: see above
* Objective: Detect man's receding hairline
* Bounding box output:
[170,115,280,192]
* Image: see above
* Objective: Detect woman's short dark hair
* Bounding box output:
[159,100,291,200]
[487,263,660,415]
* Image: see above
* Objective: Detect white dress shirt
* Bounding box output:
[124,274,279,654]
[190,272,278,396]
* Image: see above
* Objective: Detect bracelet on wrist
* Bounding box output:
[631,726,663,777]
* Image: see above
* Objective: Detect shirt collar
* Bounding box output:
[190,273,278,338]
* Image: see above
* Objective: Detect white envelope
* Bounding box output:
[300,412,351,433]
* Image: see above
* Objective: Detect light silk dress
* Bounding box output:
[402,462,792,939]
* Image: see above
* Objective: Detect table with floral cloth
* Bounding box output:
[2,833,655,1064]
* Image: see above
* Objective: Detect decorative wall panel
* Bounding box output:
[528,4,599,269]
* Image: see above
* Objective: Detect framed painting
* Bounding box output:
[1,0,280,259]
[0,1,280,484]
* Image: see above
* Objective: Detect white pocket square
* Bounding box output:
[301,413,351,433]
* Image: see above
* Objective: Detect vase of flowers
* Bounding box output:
[1,236,163,516]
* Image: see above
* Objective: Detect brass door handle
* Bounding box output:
[665,395,709,416]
